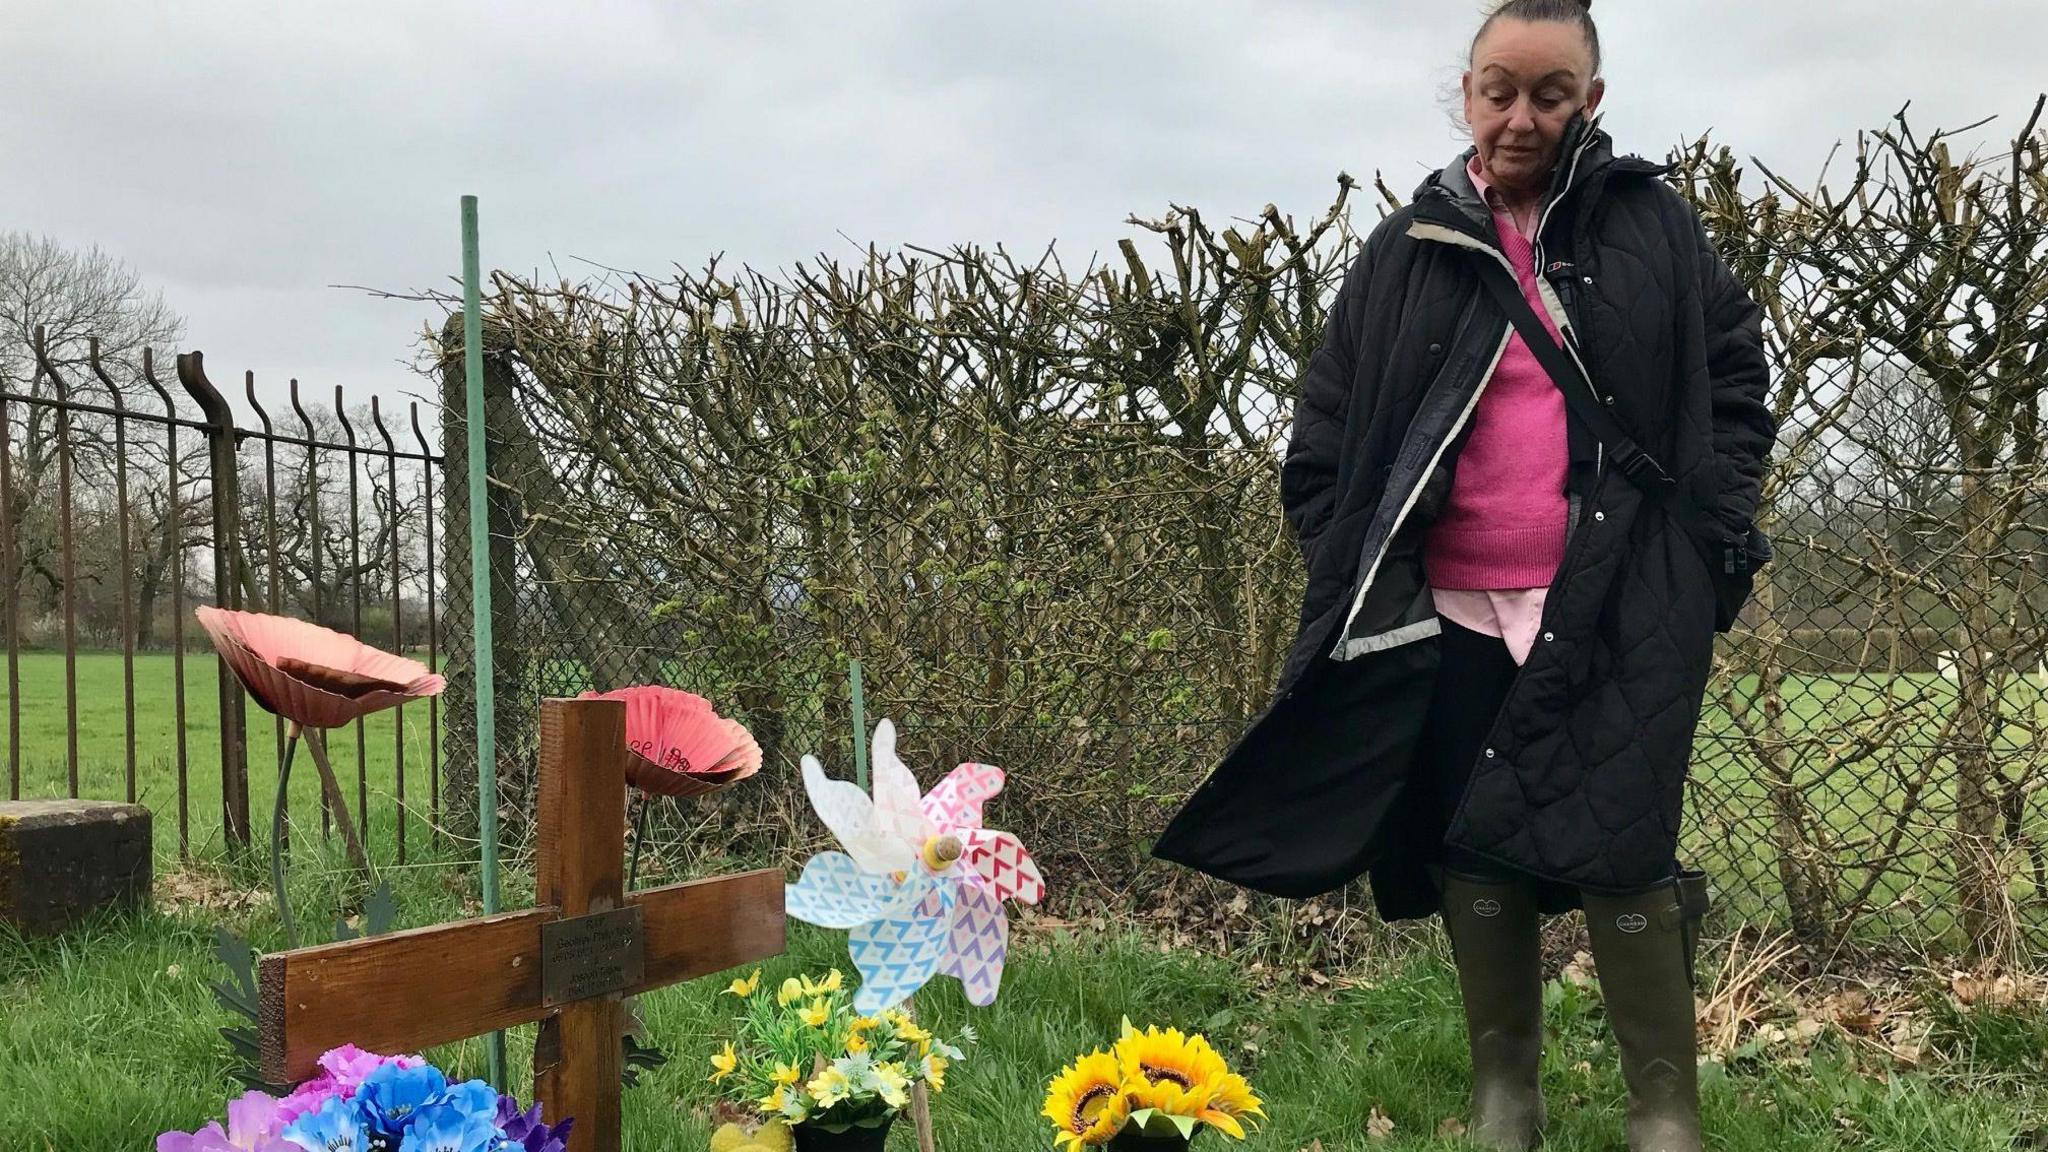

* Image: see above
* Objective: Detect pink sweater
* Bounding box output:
[1424,164,1570,594]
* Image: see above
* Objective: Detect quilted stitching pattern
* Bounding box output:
[1445,180,1768,890]
[1156,130,1775,902]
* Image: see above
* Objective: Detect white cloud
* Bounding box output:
[1,0,2039,420]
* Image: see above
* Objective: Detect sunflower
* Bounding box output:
[1043,1051,1129,1151]
[1114,1024,1261,1139]
[1204,1070,1266,1127]
[1120,1074,1256,1140]
[1113,1024,1229,1094]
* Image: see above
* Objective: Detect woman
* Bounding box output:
[1152,2,1773,1150]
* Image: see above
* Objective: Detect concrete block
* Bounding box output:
[0,799,152,935]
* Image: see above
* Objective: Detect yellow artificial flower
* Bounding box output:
[848,1015,880,1034]
[758,1084,809,1124]
[777,977,805,1006]
[799,968,846,997]
[1204,1070,1266,1127]
[1043,1051,1129,1152]
[1114,1023,1260,1139]
[726,969,762,998]
[872,1061,912,1109]
[1124,1077,1248,1140]
[711,1119,794,1152]
[709,1041,738,1082]
[800,997,832,1028]
[923,1053,949,1092]
[1114,1024,1229,1095]
[807,1066,853,1110]
[889,1014,930,1044]
[771,1061,802,1087]
[845,1032,869,1054]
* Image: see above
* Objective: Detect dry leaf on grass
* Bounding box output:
[1560,950,1597,987]
[1437,1116,1468,1138]
[157,869,267,913]
[1950,965,2047,1010]
[1366,1105,1395,1141]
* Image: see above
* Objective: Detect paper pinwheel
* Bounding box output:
[786,719,1045,1013]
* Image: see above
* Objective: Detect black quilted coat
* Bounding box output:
[1152,120,1775,920]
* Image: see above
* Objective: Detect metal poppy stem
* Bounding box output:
[627,790,651,891]
[271,723,303,949]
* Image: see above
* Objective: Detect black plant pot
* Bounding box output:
[791,1113,896,1152]
[1107,1128,1192,1152]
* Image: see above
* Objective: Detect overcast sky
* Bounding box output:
[3,1,2041,424]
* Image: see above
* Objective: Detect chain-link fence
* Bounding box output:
[427,106,2047,971]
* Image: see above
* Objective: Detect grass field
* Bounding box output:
[5,860,2044,1152]
[5,649,440,864]
[11,649,2044,946]
[5,651,2048,1148]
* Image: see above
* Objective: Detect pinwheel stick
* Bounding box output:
[905,1001,938,1152]
[912,1081,936,1152]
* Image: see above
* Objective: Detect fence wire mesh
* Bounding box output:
[428,109,2048,971]
[6,106,2043,973]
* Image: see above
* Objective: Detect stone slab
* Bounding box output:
[0,799,153,935]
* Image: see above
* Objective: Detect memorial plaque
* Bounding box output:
[540,905,645,1007]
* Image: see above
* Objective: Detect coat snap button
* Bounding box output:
[1483,748,1496,759]
[1603,394,1616,406]
[1583,275,1594,285]
[1428,342,1443,356]
[1594,511,1606,522]
[1543,631,1555,642]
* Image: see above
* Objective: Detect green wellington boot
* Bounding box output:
[1583,880,1708,1152]
[1441,873,1546,1151]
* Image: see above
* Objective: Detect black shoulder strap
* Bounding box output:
[1469,256,1671,494]
[1467,253,1738,562]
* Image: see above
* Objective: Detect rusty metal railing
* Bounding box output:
[0,326,446,862]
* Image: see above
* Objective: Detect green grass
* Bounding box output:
[4,856,2042,1152]
[1691,668,2048,945]
[4,649,442,864]
[5,651,2048,1148]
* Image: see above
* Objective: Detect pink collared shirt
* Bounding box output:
[1428,155,1568,665]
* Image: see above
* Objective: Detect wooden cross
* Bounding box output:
[259,697,785,1152]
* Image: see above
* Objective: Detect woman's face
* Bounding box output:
[1462,18,1604,199]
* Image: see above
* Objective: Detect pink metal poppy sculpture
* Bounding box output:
[577,685,760,887]
[197,606,444,730]
[578,685,761,798]
[196,606,445,944]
